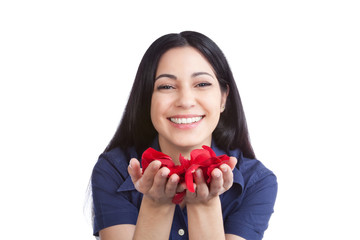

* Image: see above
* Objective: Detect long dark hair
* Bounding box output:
[105,31,255,159]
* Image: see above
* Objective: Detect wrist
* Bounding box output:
[142,195,175,210]
[186,195,220,209]
[186,196,225,240]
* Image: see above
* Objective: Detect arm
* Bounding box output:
[98,211,246,240]
[130,159,177,240]
[99,225,135,240]
[99,197,175,240]
[99,158,179,240]
[186,157,243,240]
[133,196,175,240]
[187,196,225,240]
[186,197,246,240]
[224,172,277,240]
[226,234,246,240]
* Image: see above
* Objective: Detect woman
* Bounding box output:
[91,31,277,240]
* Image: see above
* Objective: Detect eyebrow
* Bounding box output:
[192,72,214,79]
[155,74,177,81]
[154,72,214,81]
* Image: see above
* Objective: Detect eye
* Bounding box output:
[157,84,174,90]
[196,82,212,87]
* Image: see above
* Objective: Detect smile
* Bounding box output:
[169,116,204,124]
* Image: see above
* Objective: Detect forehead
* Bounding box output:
[156,46,215,75]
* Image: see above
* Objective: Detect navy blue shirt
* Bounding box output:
[92,139,277,240]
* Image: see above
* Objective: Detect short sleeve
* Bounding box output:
[224,172,278,240]
[91,152,139,236]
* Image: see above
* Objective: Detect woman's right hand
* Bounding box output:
[128,158,180,205]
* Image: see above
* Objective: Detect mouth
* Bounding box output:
[169,115,204,124]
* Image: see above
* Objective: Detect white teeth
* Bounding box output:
[170,116,203,124]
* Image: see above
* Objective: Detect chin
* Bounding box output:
[172,138,209,150]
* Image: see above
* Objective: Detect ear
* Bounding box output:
[220,85,229,113]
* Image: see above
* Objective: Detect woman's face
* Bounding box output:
[151,46,227,152]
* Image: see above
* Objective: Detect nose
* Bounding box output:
[175,87,196,109]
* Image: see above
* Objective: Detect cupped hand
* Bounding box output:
[128,158,180,205]
[184,156,237,204]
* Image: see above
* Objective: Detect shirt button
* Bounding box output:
[178,228,185,236]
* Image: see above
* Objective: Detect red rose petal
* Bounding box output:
[206,160,230,184]
[141,148,175,174]
[172,191,185,204]
[185,164,201,192]
[190,148,211,161]
[179,154,191,169]
[202,145,217,158]
[140,146,231,203]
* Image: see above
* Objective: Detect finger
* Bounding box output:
[128,158,142,183]
[138,160,162,192]
[151,167,170,194]
[165,173,180,197]
[220,164,234,190]
[228,157,237,170]
[194,169,208,199]
[209,168,223,196]
[176,182,187,193]
[186,184,197,199]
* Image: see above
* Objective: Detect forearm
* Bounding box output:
[133,196,176,240]
[187,196,225,240]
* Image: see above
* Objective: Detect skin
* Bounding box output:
[150,46,227,162]
[99,47,246,240]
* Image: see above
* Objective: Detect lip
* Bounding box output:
[167,114,205,129]
[169,114,204,118]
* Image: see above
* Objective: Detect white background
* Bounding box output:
[1,1,359,239]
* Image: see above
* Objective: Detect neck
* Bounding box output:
[158,138,211,165]
[159,143,192,165]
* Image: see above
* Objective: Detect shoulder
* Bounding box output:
[222,149,277,239]
[97,146,138,167]
[223,148,277,204]
[91,147,141,236]
[230,148,276,184]
[240,155,276,188]
[92,147,138,184]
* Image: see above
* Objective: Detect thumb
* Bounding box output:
[128,158,142,183]
[228,157,237,170]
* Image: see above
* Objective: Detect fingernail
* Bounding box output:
[221,165,228,172]
[195,169,201,178]
[153,160,161,169]
[171,175,178,183]
[162,168,170,177]
[129,159,133,169]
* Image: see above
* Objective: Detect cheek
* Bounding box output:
[204,90,223,108]
[150,97,159,125]
[150,95,168,124]
[208,92,223,119]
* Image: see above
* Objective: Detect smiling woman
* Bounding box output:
[90,31,277,240]
[151,47,227,160]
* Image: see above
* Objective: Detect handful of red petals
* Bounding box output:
[141,145,230,204]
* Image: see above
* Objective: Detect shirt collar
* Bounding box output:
[118,137,244,192]
[117,138,160,193]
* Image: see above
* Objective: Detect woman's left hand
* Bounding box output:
[184,156,237,204]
